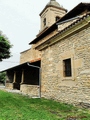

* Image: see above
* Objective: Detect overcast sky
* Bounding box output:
[0,0,90,71]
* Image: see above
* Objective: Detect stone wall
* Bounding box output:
[20,45,41,64]
[41,25,90,104]
[20,84,39,97]
[5,83,13,90]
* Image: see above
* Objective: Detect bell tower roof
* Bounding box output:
[40,0,67,16]
[47,0,60,8]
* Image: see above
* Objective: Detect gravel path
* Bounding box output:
[0,86,22,94]
[0,86,40,98]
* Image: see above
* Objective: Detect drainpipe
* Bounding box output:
[27,63,41,98]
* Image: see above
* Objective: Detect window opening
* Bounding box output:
[63,58,72,77]
[43,18,46,26]
[56,16,60,22]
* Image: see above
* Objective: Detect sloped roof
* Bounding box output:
[0,60,41,73]
[29,2,90,45]
[53,12,90,41]
[35,12,90,50]
[47,0,60,8]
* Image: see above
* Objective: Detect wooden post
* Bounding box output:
[21,70,24,84]
[13,71,16,83]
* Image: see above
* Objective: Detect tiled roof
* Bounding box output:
[57,12,90,35]
[35,12,90,50]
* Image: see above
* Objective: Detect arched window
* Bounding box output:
[56,16,60,22]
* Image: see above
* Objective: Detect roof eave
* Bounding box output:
[29,2,90,45]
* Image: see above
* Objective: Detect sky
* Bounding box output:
[0,0,90,71]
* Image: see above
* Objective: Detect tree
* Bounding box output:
[0,72,6,85]
[0,36,12,61]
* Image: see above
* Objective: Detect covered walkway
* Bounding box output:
[1,61,41,97]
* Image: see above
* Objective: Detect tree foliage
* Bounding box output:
[0,36,12,61]
[0,72,6,82]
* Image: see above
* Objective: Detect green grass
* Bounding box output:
[0,90,90,120]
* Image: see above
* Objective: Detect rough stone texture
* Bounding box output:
[20,45,41,64]
[20,84,39,97]
[41,25,90,104]
[5,83,13,90]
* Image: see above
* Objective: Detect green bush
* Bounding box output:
[0,72,6,84]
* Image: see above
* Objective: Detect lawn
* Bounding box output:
[0,90,90,120]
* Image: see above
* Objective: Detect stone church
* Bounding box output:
[2,0,90,105]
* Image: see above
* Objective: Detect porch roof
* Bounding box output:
[0,61,40,73]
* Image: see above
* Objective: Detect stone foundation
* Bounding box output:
[5,83,13,90]
[20,84,39,97]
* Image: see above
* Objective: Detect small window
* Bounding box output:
[43,18,46,26]
[56,16,60,22]
[63,58,72,77]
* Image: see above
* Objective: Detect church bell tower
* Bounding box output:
[39,0,67,31]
